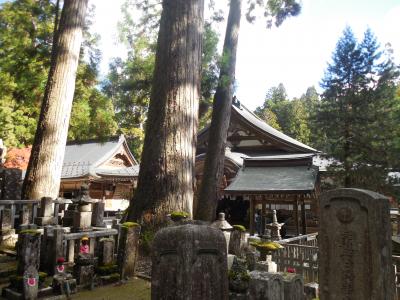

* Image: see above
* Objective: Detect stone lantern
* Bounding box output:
[72,185,96,232]
[211,212,233,250]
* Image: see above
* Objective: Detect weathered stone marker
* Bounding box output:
[91,202,106,227]
[282,273,304,300]
[228,226,247,257]
[1,168,22,200]
[248,271,284,300]
[99,238,114,266]
[34,197,54,226]
[319,188,395,300]
[117,222,141,279]
[23,265,39,300]
[152,224,228,300]
[17,230,41,275]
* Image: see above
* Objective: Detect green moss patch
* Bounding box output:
[233,225,246,232]
[96,264,119,276]
[122,222,140,229]
[250,241,284,252]
[19,229,41,236]
[170,211,189,221]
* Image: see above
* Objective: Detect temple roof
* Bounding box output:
[61,135,138,180]
[197,100,318,155]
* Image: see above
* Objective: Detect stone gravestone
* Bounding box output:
[282,273,304,300]
[1,168,22,200]
[91,202,105,227]
[248,271,284,300]
[34,197,55,226]
[117,223,141,279]
[319,188,395,300]
[99,238,114,266]
[152,224,228,300]
[228,226,247,257]
[17,230,41,275]
[23,265,39,300]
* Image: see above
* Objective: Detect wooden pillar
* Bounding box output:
[301,197,307,235]
[250,196,255,236]
[293,197,300,236]
[261,197,266,236]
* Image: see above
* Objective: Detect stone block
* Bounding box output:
[73,264,94,286]
[248,271,284,300]
[304,282,318,300]
[118,224,140,279]
[98,238,114,266]
[282,273,304,300]
[34,216,55,226]
[229,229,246,257]
[73,211,92,231]
[319,188,395,299]
[1,168,22,200]
[17,230,41,275]
[23,265,38,300]
[0,208,12,233]
[91,202,105,227]
[38,197,53,217]
[152,224,228,300]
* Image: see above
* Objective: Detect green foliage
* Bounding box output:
[96,264,118,276]
[103,1,221,159]
[140,228,155,256]
[0,0,117,149]
[233,225,246,232]
[228,269,250,282]
[255,83,312,144]
[317,26,400,190]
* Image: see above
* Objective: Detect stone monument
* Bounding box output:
[248,271,284,300]
[264,210,283,241]
[319,188,395,300]
[73,184,96,232]
[211,212,233,251]
[152,224,228,300]
[34,197,55,226]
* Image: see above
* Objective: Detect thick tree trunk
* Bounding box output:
[195,0,242,221]
[22,0,88,200]
[126,0,204,225]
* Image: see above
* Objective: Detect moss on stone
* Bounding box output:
[228,269,250,282]
[233,225,246,232]
[19,229,41,236]
[122,222,140,229]
[96,264,119,276]
[250,241,283,252]
[170,211,189,221]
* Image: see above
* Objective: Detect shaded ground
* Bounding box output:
[72,278,150,300]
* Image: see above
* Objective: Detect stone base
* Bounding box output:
[0,230,17,248]
[2,287,53,300]
[73,264,94,286]
[73,211,92,231]
[255,261,277,273]
[304,282,319,300]
[53,275,77,295]
[34,216,55,226]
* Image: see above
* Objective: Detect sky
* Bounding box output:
[90,1,400,110]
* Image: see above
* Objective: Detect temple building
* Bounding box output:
[195,99,321,236]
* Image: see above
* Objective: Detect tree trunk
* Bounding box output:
[195,0,242,221]
[22,0,88,200]
[126,0,204,225]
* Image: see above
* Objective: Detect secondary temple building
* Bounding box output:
[195,99,321,236]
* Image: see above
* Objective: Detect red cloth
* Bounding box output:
[80,244,89,254]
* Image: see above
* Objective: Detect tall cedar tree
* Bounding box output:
[23,0,89,199]
[195,0,242,221]
[196,0,301,221]
[126,0,204,224]
[318,27,399,189]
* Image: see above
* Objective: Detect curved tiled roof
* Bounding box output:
[231,102,317,153]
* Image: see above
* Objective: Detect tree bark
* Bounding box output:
[195,0,242,221]
[22,0,88,200]
[126,0,204,225]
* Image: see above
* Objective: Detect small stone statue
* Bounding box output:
[52,257,77,297]
[79,236,90,254]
